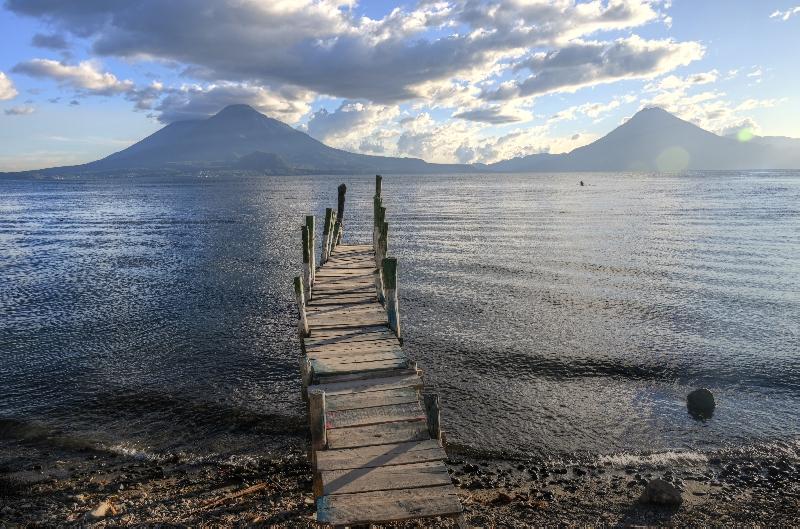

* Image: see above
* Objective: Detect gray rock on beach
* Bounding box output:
[687,388,716,418]
[640,479,683,506]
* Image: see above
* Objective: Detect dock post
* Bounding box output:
[302,224,312,302]
[306,215,315,285]
[308,389,327,452]
[321,208,333,264]
[375,206,386,267]
[328,211,336,257]
[333,184,346,246]
[423,394,442,442]
[293,276,309,337]
[382,257,401,339]
[373,175,382,254]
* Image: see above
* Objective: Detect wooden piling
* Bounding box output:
[382,257,401,338]
[302,225,311,302]
[334,184,346,246]
[375,174,382,197]
[306,215,316,285]
[309,389,327,452]
[423,394,442,442]
[321,208,333,264]
[293,276,309,337]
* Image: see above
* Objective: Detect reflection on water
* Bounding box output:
[1,172,799,461]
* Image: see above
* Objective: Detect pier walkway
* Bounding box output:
[292,177,463,527]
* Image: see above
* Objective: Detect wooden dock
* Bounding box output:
[292,177,463,527]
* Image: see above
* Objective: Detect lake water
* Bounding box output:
[1,172,799,465]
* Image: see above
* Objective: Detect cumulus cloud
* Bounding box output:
[13,59,133,95]
[770,6,800,21]
[0,72,18,100]
[640,70,784,136]
[5,0,683,103]
[4,105,35,115]
[485,36,704,100]
[452,105,529,124]
[31,33,69,50]
[153,82,314,124]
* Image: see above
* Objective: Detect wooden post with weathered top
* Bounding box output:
[423,393,442,442]
[293,276,309,337]
[308,388,327,453]
[321,208,333,264]
[333,184,346,247]
[306,215,315,285]
[301,224,311,302]
[382,256,401,339]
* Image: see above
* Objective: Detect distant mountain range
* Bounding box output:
[3,104,799,176]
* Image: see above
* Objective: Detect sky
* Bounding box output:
[0,0,798,171]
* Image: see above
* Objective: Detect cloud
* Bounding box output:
[31,33,69,50]
[485,36,704,100]
[153,82,314,124]
[770,6,800,21]
[640,69,784,136]
[303,100,400,154]
[0,72,18,100]
[12,59,133,95]
[452,106,527,124]
[5,0,685,104]
[4,105,36,115]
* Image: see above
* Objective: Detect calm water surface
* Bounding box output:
[1,172,799,463]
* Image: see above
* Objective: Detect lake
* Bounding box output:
[1,172,799,465]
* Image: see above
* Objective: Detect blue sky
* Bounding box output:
[0,0,798,171]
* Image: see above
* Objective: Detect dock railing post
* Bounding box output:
[293,276,309,338]
[306,215,315,285]
[302,224,312,302]
[328,211,336,257]
[423,393,442,442]
[308,388,327,453]
[373,175,382,255]
[333,184,346,247]
[382,257,401,339]
[321,208,333,264]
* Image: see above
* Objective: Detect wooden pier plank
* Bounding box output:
[316,485,461,526]
[315,440,446,471]
[326,402,426,429]
[325,418,430,449]
[325,387,421,412]
[319,461,451,495]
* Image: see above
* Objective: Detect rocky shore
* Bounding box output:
[2,436,799,527]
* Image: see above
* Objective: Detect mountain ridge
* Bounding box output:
[3,104,799,176]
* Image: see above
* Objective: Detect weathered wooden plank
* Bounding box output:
[326,387,420,412]
[309,296,375,306]
[305,342,403,358]
[320,461,451,495]
[315,440,446,471]
[316,485,461,526]
[304,326,394,342]
[315,373,422,396]
[326,402,425,429]
[315,366,417,385]
[306,348,405,364]
[311,357,409,378]
[307,305,386,317]
[325,419,430,449]
[308,318,388,331]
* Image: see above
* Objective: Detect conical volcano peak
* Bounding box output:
[213,104,262,117]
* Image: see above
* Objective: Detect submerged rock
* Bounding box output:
[687,388,716,418]
[640,479,683,506]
